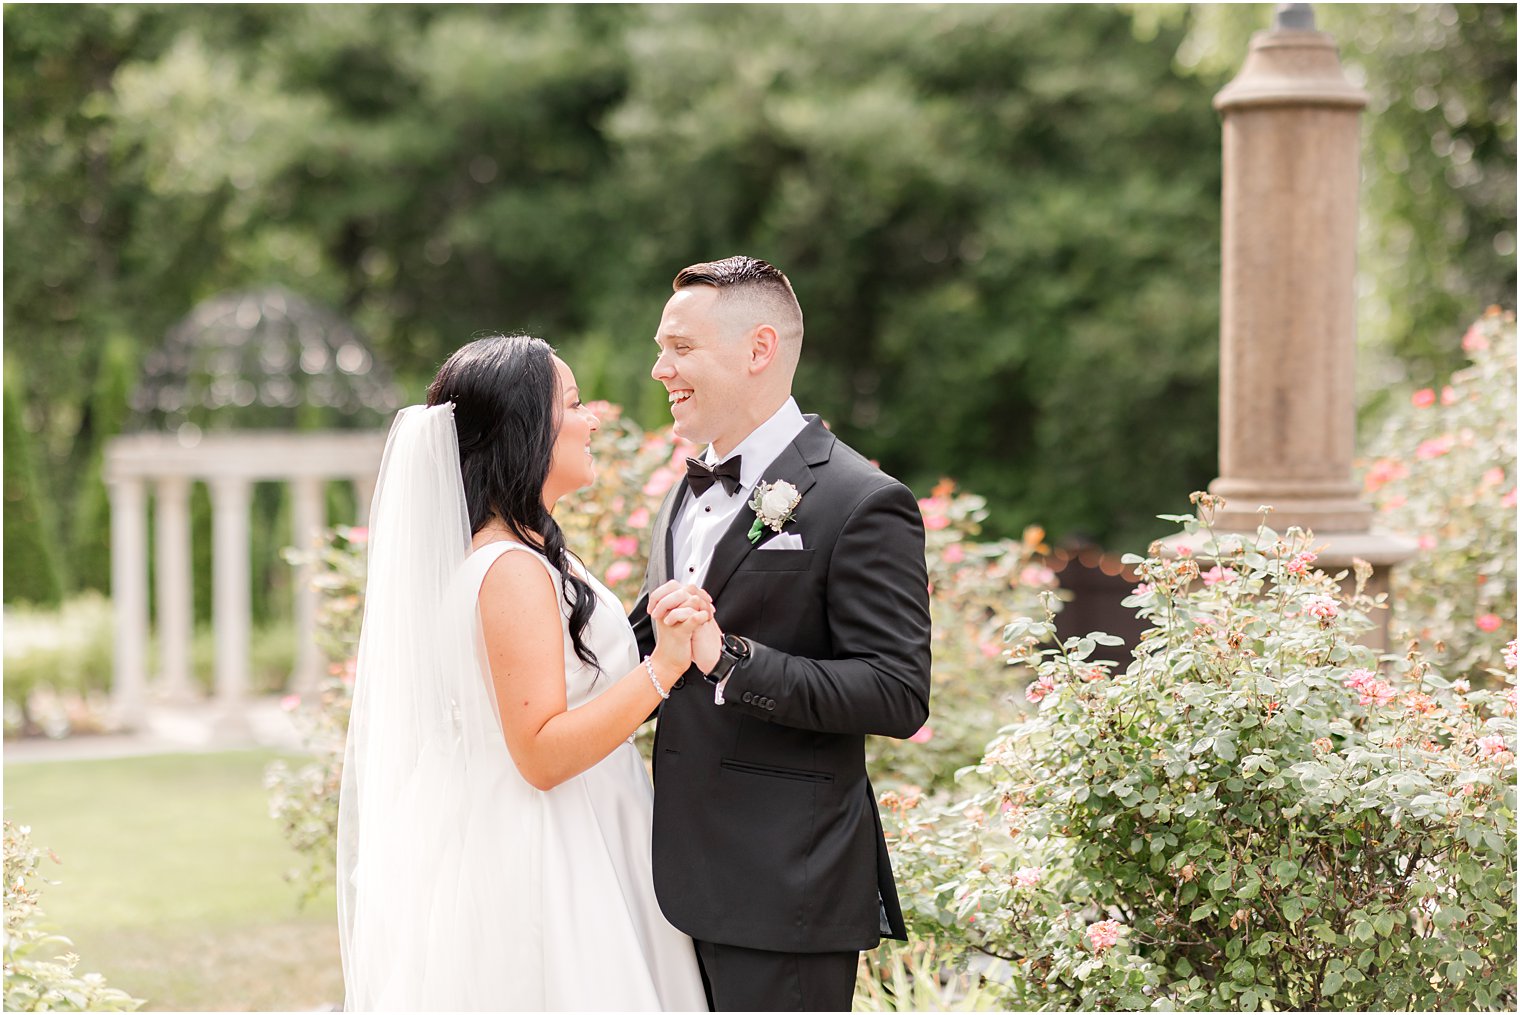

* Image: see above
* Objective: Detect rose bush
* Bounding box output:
[888,496,1516,1011]
[264,525,365,901]
[1363,308,1517,680]
[3,821,141,1012]
[872,480,1058,792]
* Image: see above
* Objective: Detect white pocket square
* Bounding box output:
[760,533,805,550]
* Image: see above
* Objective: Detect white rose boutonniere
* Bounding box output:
[747,480,802,544]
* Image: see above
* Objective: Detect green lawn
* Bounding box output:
[3,750,343,1011]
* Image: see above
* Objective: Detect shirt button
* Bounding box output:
[688,567,695,574]
[704,506,711,512]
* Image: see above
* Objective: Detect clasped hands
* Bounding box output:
[647,580,725,681]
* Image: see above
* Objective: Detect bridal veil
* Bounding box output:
[336,403,534,1010]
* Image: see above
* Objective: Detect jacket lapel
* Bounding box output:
[648,478,689,586]
[702,417,834,601]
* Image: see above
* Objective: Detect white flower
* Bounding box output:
[759,483,797,519]
[748,480,802,542]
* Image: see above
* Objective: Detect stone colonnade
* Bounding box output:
[103,431,388,730]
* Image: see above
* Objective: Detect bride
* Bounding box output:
[337,334,712,1011]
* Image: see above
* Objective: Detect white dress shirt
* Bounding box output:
[670,397,809,589]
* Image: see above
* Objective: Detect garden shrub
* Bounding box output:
[3,594,116,737]
[3,821,140,1012]
[1363,308,1517,680]
[889,496,1516,1011]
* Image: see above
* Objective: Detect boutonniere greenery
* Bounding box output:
[748,480,802,543]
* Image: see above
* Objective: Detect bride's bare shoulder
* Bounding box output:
[477,544,558,621]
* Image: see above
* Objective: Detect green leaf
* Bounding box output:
[1212,738,1237,762]
[1322,971,1344,995]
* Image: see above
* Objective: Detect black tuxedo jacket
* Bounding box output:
[630,416,932,954]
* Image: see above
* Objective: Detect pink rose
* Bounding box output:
[347,527,369,545]
[1202,565,1237,587]
[1411,388,1436,408]
[1025,674,1056,704]
[1404,692,1439,716]
[1086,919,1123,952]
[979,640,1003,659]
[280,694,302,712]
[1343,668,1394,706]
[628,507,651,529]
[1415,436,1455,460]
[1305,596,1339,622]
[1364,458,1408,492]
[1020,565,1057,587]
[1504,488,1518,509]
[1284,551,1318,576]
[642,468,677,497]
[908,725,934,744]
[1080,665,1107,683]
[1476,613,1503,633]
[1440,385,1457,406]
[1477,735,1510,759]
[923,514,950,531]
[1417,534,1438,551]
[1504,639,1517,671]
[605,561,634,584]
[943,543,965,564]
[1312,737,1333,755]
[1462,324,1489,352]
[1012,866,1045,889]
[609,535,640,558]
[1132,582,1155,597]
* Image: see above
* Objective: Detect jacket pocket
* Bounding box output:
[738,548,815,572]
[720,758,834,784]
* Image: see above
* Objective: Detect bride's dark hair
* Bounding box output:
[425,333,600,672]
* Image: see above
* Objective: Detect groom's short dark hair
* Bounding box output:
[673,255,804,346]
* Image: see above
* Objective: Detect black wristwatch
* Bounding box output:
[704,633,752,685]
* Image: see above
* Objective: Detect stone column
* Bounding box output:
[108,475,150,729]
[153,476,197,702]
[290,476,325,694]
[210,476,253,734]
[1182,3,1414,646]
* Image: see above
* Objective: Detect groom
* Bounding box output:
[630,256,932,1011]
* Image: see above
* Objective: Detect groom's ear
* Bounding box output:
[747,323,781,374]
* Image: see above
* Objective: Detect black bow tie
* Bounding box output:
[685,455,743,497]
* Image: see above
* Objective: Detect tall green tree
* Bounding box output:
[4,364,64,605]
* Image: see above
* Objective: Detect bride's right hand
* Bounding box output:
[648,581,711,679]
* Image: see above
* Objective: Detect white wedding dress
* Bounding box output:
[447,539,709,1011]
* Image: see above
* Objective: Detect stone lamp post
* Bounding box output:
[1175,4,1414,646]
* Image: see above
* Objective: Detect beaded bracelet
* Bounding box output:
[643,656,670,700]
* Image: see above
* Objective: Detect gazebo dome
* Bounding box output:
[128,286,404,434]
